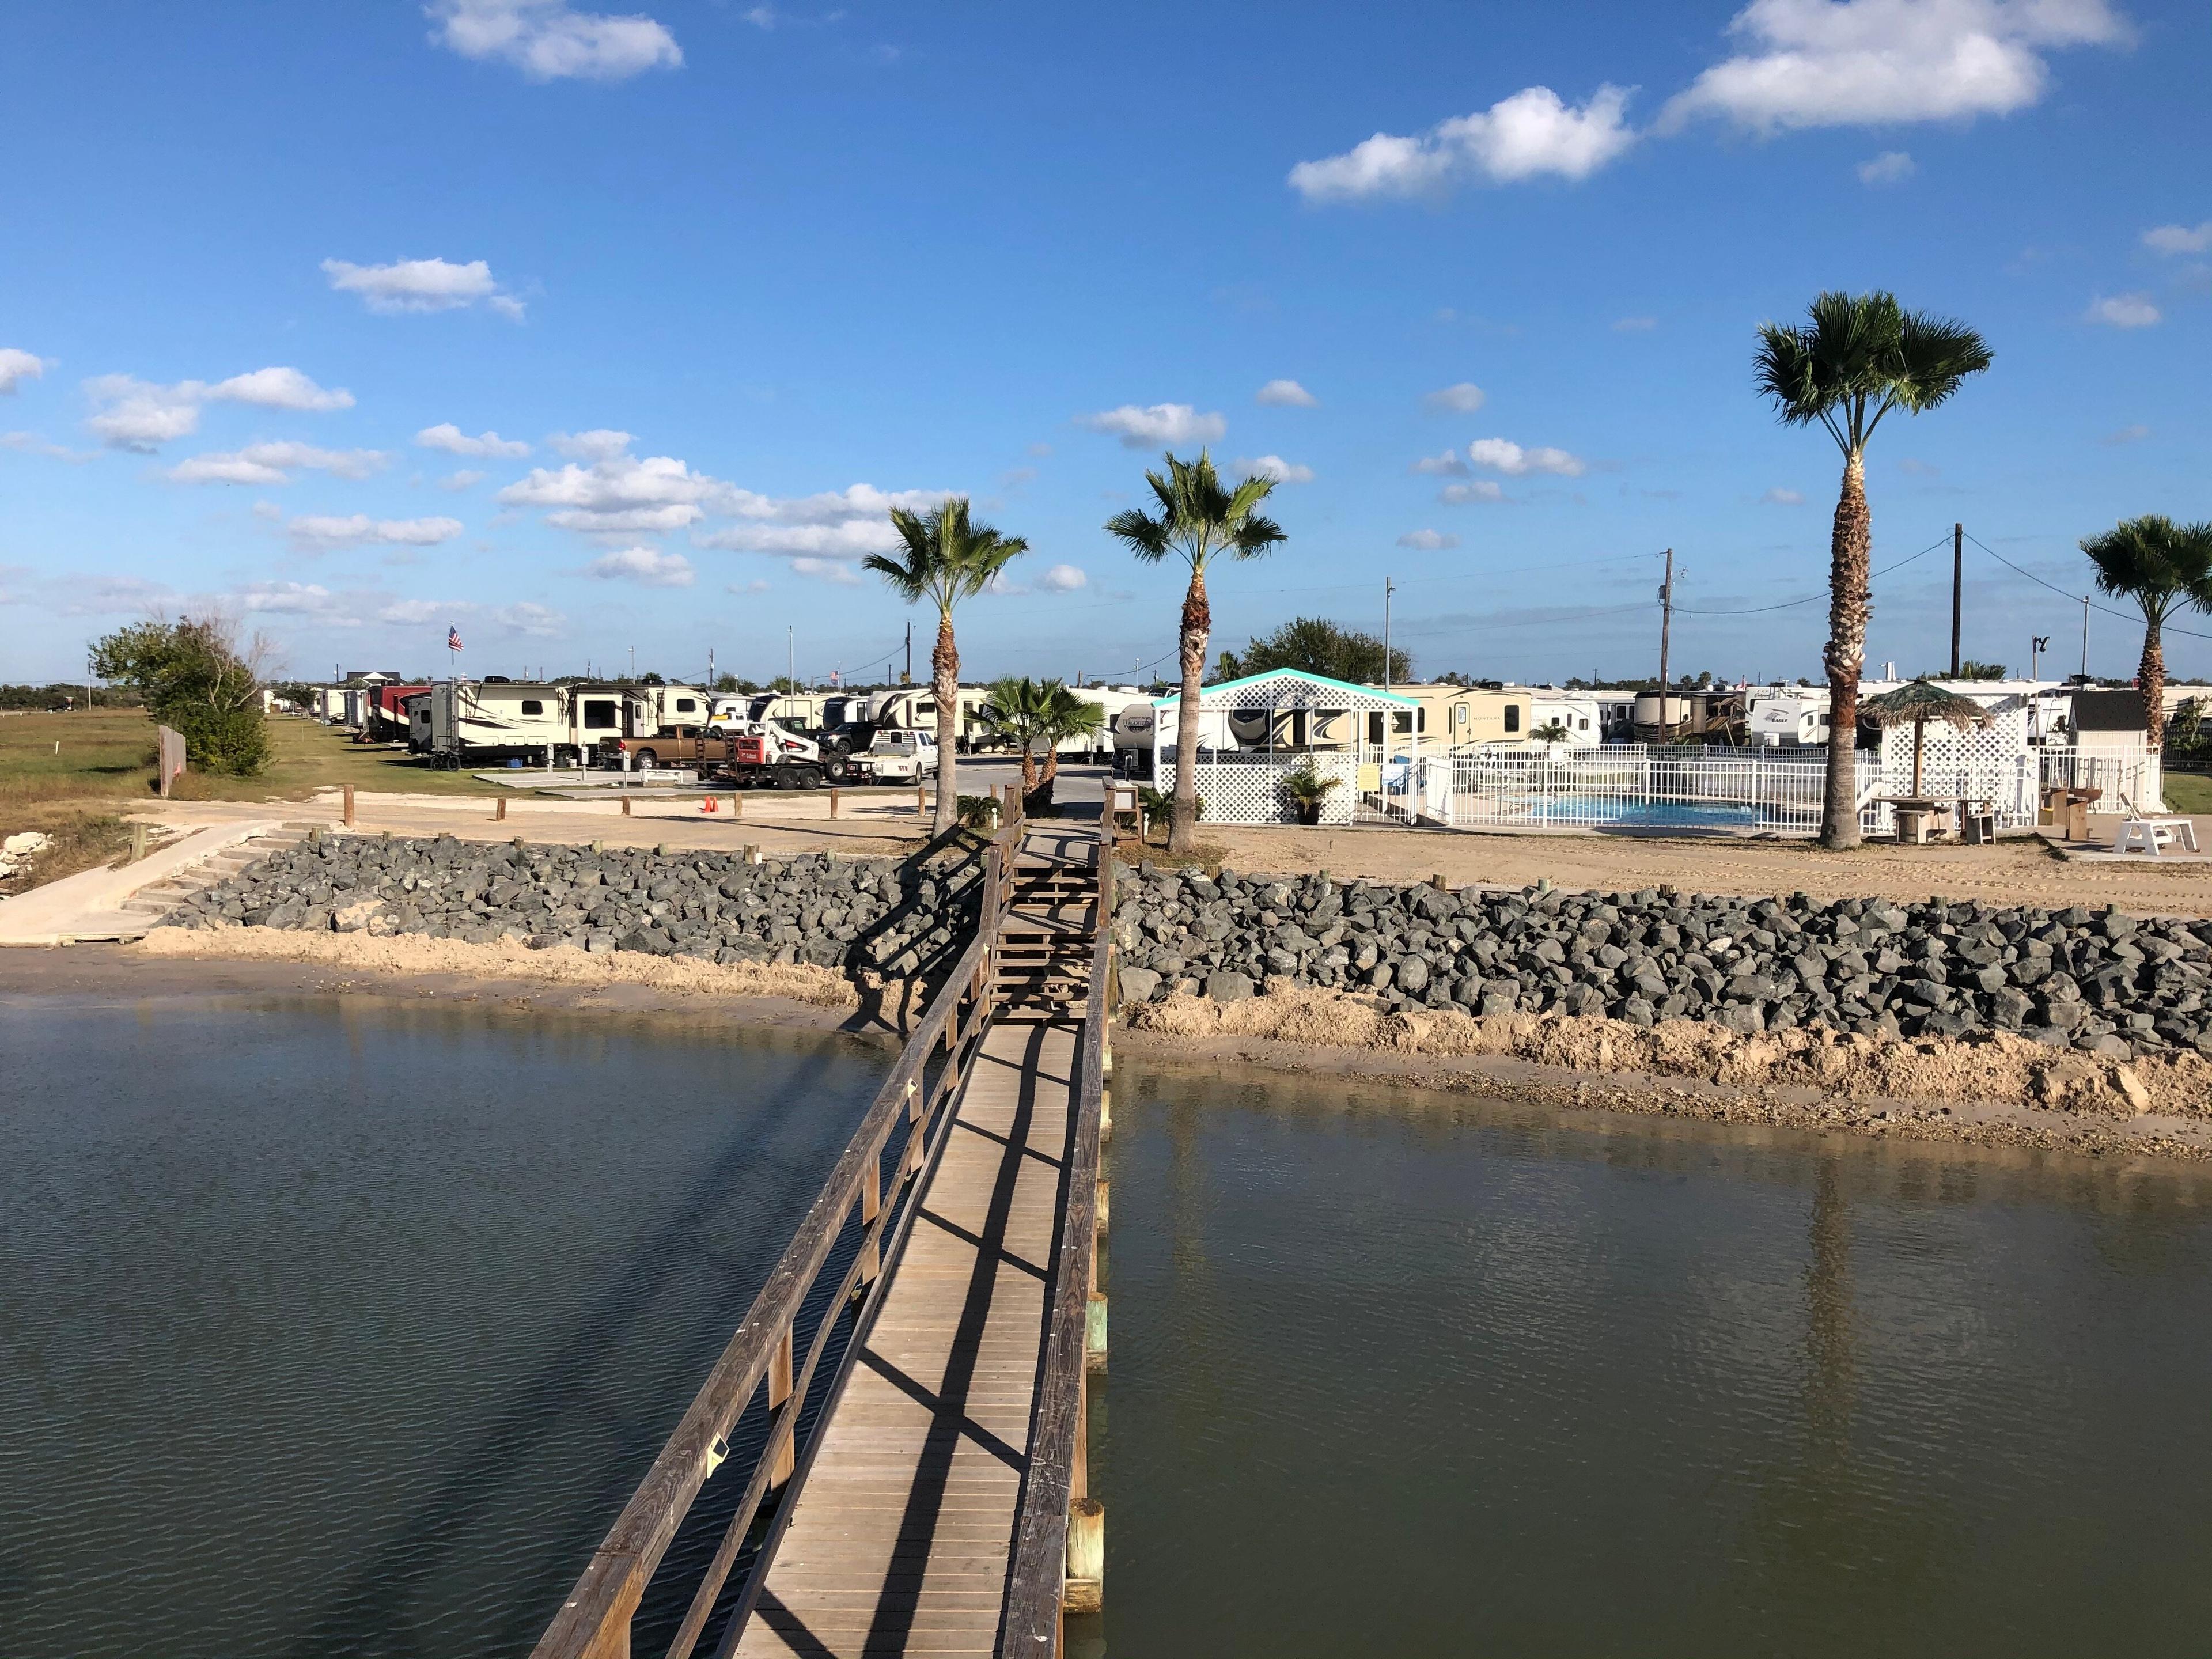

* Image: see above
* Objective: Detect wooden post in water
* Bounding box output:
[1099,1084,1112,1145]
[342,783,355,828]
[1065,1498,1104,1616]
[1096,1179,1110,1238]
[768,1325,796,1486]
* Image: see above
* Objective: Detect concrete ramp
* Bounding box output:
[0,821,283,946]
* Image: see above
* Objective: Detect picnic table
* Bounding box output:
[2113,817,2200,857]
[1880,796,1998,846]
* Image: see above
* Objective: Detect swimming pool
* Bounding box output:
[1493,793,1805,830]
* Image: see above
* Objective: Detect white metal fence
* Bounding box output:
[1181,742,2157,834]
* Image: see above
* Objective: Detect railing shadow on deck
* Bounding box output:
[529,802,1036,1659]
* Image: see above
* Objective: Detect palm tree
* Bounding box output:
[864,498,1027,835]
[1104,450,1286,852]
[1755,292,1992,848]
[1035,684,1106,789]
[1531,718,1570,745]
[978,677,1107,798]
[2080,515,2212,753]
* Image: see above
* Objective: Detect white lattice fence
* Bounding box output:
[1189,752,1360,824]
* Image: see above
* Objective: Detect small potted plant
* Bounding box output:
[1282,759,1340,825]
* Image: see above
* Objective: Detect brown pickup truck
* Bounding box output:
[594,728,745,772]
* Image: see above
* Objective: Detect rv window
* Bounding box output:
[1505,704,1522,733]
[521,699,544,716]
[675,698,696,713]
[582,702,618,730]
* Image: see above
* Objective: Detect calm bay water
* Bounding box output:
[7,994,2212,1657]
[0,995,886,1659]
[1095,1062,2212,1658]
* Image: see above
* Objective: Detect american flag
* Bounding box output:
[447,625,463,652]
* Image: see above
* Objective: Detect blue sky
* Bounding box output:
[2,0,2206,688]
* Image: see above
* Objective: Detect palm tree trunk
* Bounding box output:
[1040,747,1060,788]
[2141,613,2166,754]
[1170,565,1210,854]
[1020,744,1038,795]
[931,609,959,837]
[1820,450,1871,849]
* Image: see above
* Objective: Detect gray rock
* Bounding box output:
[1118,965,1161,1004]
[1205,971,1255,1003]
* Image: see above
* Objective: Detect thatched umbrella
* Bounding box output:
[1862,680,1993,798]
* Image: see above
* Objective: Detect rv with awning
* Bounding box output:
[426,680,655,768]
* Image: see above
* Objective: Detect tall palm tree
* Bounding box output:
[1104,450,1286,853]
[864,498,1027,836]
[1035,684,1105,789]
[2080,515,2212,753]
[1755,292,1993,847]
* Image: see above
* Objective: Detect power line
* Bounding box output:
[1964,531,2212,643]
[1669,536,1952,616]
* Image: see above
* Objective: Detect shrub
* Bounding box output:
[169,704,270,775]
[956,793,1002,830]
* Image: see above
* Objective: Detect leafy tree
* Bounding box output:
[1105,451,1285,853]
[88,613,273,775]
[1755,291,1992,847]
[639,671,666,685]
[713,673,759,693]
[2080,515,2212,753]
[1919,660,2007,680]
[865,497,1027,835]
[1215,615,1411,684]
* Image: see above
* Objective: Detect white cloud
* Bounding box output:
[2100,423,2150,444]
[1039,563,1089,592]
[548,427,634,459]
[0,349,52,394]
[2087,293,2161,328]
[1423,382,1487,414]
[208,366,354,411]
[83,366,353,449]
[1439,481,1506,504]
[1612,316,1658,332]
[1468,437,1585,476]
[1234,454,1314,484]
[499,440,730,533]
[417,422,531,458]
[1397,529,1459,550]
[1,430,93,463]
[494,600,566,635]
[728,578,772,595]
[1255,378,1319,408]
[83,375,206,450]
[1663,0,2127,132]
[166,442,388,486]
[234,581,348,619]
[1410,449,1469,476]
[321,256,524,319]
[440,469,486,490]
[290,513,465,547]
[1290,84,1637,202]
[1076,403,1227,449]
[425,0,681,81]
[1761,486,1807,504]
[1897,456,1940,476]
[1857,149,1917,184]
[588,545,695,586]
[2143,221,2212,255]
[790,557,862,586]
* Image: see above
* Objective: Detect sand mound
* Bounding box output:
[139,923,861,1009]
[1126,982,2212,1122]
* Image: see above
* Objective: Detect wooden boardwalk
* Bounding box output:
[531,811,1109,1659]
[734,1017,1080,1657]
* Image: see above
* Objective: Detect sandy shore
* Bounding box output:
[9,927,2203,1164]
[1121,984,2212,1161]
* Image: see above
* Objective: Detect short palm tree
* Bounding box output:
[1530,718,1570,745]
[1755,292,1992,848]
[864,498,1027,836]
[979,676,1107,796]
[1104,451,1286,852]
[2080,515,2212,753]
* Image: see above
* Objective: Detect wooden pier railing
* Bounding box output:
[529,814,1027,1659]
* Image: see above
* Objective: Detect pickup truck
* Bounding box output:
[594,728,747,772]
[851,728,938,782]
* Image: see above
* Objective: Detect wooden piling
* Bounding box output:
[342,783,355,827]
[915,783,926,817]
[731,791,742,820]
[495,796,507,821]
[128,823,149,864]
[1064,1498,1104,1616]
[830,787,840,820]
[1096,1179,1110,1238]
[1084,1291,1107,1373]
[1100,1084,1112,1145]
[621,796,631,817]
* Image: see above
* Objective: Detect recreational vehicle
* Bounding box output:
[426,680,655,768]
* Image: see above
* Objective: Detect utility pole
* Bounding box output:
[787,625,796,691]
[903,619,912,685]
[1382,576,1396,694]
[1657,547,1675,742]
[1950,522,1963,677]
[628,645,635,681]
[2080,596,2090,680]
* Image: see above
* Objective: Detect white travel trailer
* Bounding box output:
[427,680,654,768]
[1746,684,1832,748]
[1529,691,1603,746]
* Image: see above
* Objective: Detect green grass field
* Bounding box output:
[2160,771,2212,815]
[0,710,505,888]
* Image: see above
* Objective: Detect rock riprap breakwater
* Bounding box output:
[160,835,982,975]
[1111,865,2210,1062]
